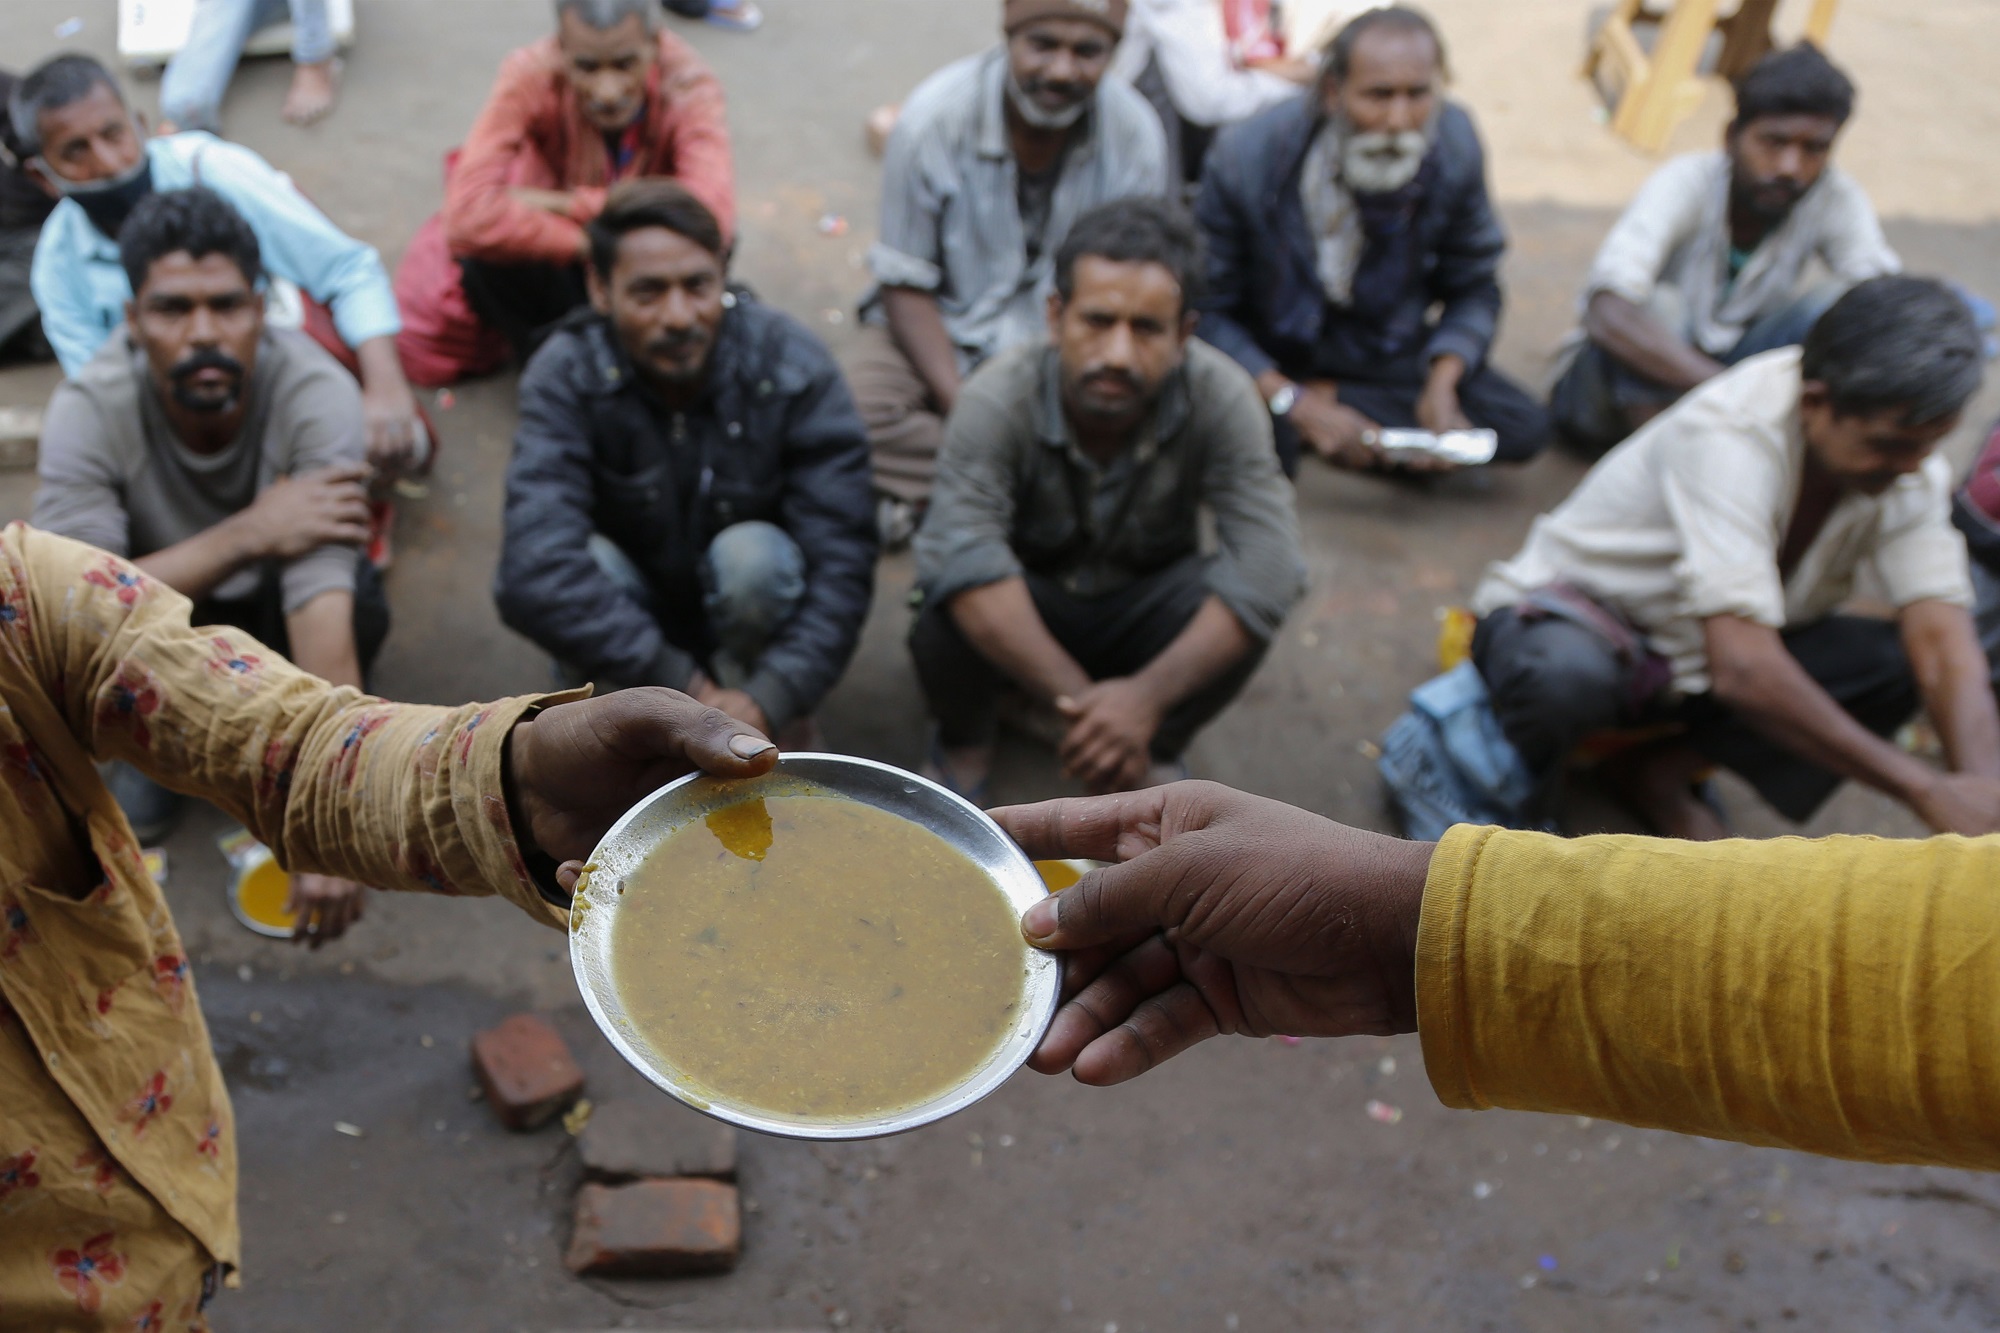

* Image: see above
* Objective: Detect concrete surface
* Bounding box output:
[2,1,2000,1329]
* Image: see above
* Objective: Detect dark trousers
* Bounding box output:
[0,225,49,364]
[1275,349,1552,475]
[1474,605,1919,822]
[199,553,392,684]
[458,257,589,365]
[909,555,1267,761]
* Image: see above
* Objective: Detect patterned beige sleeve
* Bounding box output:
[11,523,568,929]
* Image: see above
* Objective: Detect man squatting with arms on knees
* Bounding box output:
[911,197,1304,800]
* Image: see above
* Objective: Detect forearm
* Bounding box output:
[1419,825,2000,1169]
[134,518,257,601]
[354,336,409,397]
[1709,627,1934,803]
[1130,596,1254,712]
[285,590,363,690]
[1583,291,1724,391]
[949,578,1092,704]
[1905,604,2000,777]
[882,287,963,412]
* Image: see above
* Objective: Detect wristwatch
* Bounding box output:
[1267,382,1299,418]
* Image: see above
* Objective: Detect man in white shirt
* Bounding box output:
[1473,277,2000,839]
[1550,45,1899,457]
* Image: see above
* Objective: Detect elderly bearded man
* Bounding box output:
[850,0,1168,541]
[0,522,779,1330]
[394,0,734,387]
[1195,5,1549,476]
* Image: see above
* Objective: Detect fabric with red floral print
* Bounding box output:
[0,525,568,1331]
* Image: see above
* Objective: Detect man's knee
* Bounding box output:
[702,521,806,645]
[1475,614,1628,766]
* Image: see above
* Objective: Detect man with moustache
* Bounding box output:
[394,0,734,387]
[12,54,423,475]
[1552,44,1897,456]
[1470,278,2000,840]
[32,187,379,938]
[911,198,1303,799]
[1196,5,1549,476]
[849,0,1167,543]
[496,181,875,744]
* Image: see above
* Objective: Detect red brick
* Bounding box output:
[564,1179,741,1276]
[469,1013,584,1131]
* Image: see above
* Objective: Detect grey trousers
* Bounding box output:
[845,323,948,507]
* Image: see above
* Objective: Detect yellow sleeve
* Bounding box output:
[7,523,570,929]
[1417,823,2000,1169]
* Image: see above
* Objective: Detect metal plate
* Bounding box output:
[568,754,1060,1141]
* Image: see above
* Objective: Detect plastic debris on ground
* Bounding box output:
[1277,1034,1302,1046]
[333,1121,364,1138]
[435,389,456,410]
[1365,1099,1402,1124]
[55,17,85,37]
[1538,1254,1558,1272]
[142,848,169,886]
[562,1097,594,1136]
[817,213,849,237]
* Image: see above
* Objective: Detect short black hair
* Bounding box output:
[1731,43,1855,133]
[118,187,264,294]
[9,53,125,158]
[1321,5,1448,86]
[1054,197,1206,314]
[1801,276,1984,425]
[587,179,725,278]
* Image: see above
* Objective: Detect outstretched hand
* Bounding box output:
[989,782,1433,1086]
[505,687,779,892]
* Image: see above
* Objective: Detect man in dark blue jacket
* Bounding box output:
[496,180,876,739]
[1193,6,1548,475]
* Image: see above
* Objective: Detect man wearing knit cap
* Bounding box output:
[848,0,1167,546]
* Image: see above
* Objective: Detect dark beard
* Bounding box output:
[168,347,247,414]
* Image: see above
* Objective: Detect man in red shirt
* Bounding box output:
[393,0,735,386]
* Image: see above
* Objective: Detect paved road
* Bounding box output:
[2,2,1999,1329]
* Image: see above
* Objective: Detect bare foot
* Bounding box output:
[282,60,339,126]
[921,743,993,803]
[866,104,901,159]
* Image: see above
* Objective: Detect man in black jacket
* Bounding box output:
[496,180,876,738]
[1194,6,1548,475]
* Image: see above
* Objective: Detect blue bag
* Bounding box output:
[1377,662,1540,841]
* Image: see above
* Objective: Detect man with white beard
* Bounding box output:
[1194,6,1549,475]
[846,0,1168,544]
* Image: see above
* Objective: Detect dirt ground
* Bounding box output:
[3,1,2000,1330]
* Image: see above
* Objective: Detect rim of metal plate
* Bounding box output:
[568,752,1059,1141]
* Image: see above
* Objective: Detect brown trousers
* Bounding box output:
[844,323,946,507]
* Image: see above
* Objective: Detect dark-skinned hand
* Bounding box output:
[504,687,780,894]
[990,782,1433,1086]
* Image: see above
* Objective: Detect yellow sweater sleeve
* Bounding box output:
[1417,824,2000,1169]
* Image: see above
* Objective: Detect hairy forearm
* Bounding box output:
[1584,292,1725,392]
[1707,618,1932,802]
[1131,596,1254,713]
[1421,825,2000,1170]
[949,578,1092,704]
[134,518,257,602]
[354,335,407,394]
[1904,603,2000,778]
[882,287,963,413]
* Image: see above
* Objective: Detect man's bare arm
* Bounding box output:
[1902,599,2000,778]
[135,467,372,602]
[1705,614,2000,834]
[1131,597,1255,714]
[949,577,1093,704]
[1584,291,1727,393]
[285,589,363,690]
[882,286,964,415]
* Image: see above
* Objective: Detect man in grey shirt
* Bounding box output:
[850,0,1167,539]
[912,199,1303,798]
[33,186,382,942]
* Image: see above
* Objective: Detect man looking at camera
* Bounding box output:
[33,187,381,937]
[912,198,1302,799]
[850,0,1167,540]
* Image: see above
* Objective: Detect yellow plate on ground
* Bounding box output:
[229,855,297,938]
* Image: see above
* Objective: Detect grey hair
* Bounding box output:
[554,0,656,30]
[9,54,125,158]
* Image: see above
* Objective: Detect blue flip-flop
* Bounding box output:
[704,0,763,31]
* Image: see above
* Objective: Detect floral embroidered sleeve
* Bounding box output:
[8,524,567,929]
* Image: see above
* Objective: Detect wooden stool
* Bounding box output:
[1584,0,1840,153]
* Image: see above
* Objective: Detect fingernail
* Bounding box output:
[729,734,776,759]
[1022,897,1059,942]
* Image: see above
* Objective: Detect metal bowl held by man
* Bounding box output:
[569,754,1060,1140]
